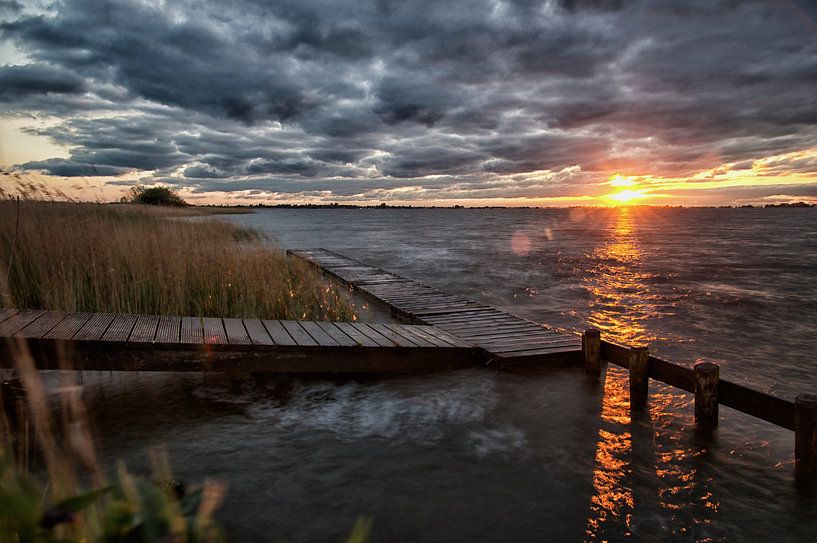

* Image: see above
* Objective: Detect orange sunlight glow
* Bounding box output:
[602,174,652,205]
[604,189,651,205]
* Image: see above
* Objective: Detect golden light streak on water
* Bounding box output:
[583,208,717,539]
[585,371,634,540]
[583,207,653,347]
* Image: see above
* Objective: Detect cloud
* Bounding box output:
[0,64,85,97]
[1,0,816,203]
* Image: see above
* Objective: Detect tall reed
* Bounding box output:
[0,199,356,321]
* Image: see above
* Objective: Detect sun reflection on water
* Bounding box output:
[583,207,654,347]
[583,208,719,540]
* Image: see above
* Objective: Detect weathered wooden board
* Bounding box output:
[15,312,66,338]
[130,315,160,343]
[223,318,251,345]
[0,308,480,373]
[155,316,181,344]
[289,248,582,366]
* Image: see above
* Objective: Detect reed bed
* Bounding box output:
[0,199,356,321]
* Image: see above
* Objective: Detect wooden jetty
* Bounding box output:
[1,248,815,480]
[289,248,817,481]
[0,308,480,373]
[288,248,582,367]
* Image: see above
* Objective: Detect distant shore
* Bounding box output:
[194,201,816,210]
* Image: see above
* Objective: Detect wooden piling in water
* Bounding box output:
[582,329,601,377]
[795,394,817,481]
[629,346,649,411]
[694,362,719,427]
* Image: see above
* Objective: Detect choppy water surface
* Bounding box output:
[89,207,816,541]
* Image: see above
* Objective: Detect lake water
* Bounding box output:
[88,207,816,541]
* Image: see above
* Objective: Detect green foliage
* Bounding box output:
[128,185,187,207]
[0,452,225,543]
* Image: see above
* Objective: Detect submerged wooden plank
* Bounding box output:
[262,320,298,346]
[243,319,274,346]
[155,316,181,344]
[223,318,251,345]
[73,313,115,341]
[101,314,138,342]
[202,317,228,345]
[15,311,66,338]
[0,310,47,337]
[128,315,159,343]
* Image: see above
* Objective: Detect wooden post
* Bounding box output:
[795,394,817,481]
[694,362,719,427]
[582,329,601,377]
[629,347,649,411]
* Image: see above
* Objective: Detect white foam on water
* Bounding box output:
[467,426,529,459]
[246,378,499,445]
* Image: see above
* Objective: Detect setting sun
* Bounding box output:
[604,189,650,204]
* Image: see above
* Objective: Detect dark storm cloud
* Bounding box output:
[0,64,85,97]
[3,0,817,201]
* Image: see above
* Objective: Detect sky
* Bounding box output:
[1,0,817,206]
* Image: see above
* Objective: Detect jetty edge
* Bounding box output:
[0,309,480,373]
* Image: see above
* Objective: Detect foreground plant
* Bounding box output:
[0,341,226,542]
[0,453,226,543]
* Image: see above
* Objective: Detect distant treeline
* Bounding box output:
[196,202,816,210]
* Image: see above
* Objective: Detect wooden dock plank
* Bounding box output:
[43,313,93,340]
[180,316,203,344]
[350,323,395,347]
[155,316,181,344]
[487,339,581,354]
[243,319,274,346]
[399,325,451,348]
[129,315,160,343]
[289,247,582,367]
[493,344,580,358]
[334,322,379,347]
[73,313,115,341]
[417,326,474,349]
[202,317,228,345]
[455,327,559,339]
[299,321,339,346]
[315,322,358,347]
[366,323,419,347]
[262,320,298,346]
[383,324,436,347]
[223,318,251,345]
[0,308,19,324]
[101,314,138,342]
[280,320,319,346]
[15,311,66,338]
[0,310,47,337]
[435,322,538,334]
